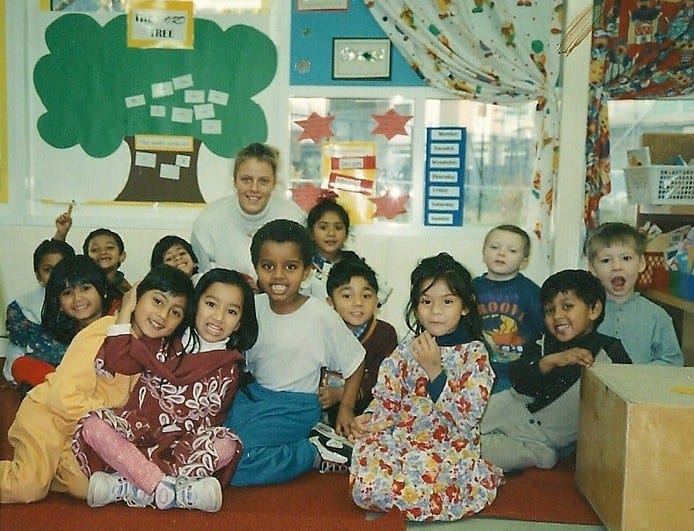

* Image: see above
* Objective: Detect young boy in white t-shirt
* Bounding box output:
[224,219,365,485]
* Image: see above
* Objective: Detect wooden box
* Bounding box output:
[576,365,694,530]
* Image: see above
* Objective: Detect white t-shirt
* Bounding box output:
[246,294,365,393]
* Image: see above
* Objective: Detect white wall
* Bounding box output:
[0,1,590,349]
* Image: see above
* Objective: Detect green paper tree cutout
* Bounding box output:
[34,15,277,203]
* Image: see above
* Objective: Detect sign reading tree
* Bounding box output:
[34,14,276,203]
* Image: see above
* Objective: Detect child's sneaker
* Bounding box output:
[309,426,352,465]
[88,471,154,508]
[318,459,350,474]
[174,476,222,513]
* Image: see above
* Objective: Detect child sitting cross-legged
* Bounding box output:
[72,267,258,512]
[224,219,365,485]
[481,269,632,473]
[318,256,398,428]
[350,252,503,521]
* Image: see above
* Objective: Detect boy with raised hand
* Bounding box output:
[224,219,365,484]
[320,257,398,427]
[584,222,683,366]
[481,270,632,473]
[473,224,544,393]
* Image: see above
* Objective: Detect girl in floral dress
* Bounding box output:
[349,252,504,521]
[72,267,258,512]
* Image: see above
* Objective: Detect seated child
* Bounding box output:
[0,266,189,503]
[303,196,392,306]
[9,255,115,390]
[584,222,683,365]
[473,224,544,393]
[481,269,632,473]
[83,228,132,300]
[4,238,75,385]
[224,219,365,485]
[150,234,199,281]
[73,268,257,513]
[350,252,503,522]
[319,257,398,427]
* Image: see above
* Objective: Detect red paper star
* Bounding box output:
[290,183,328,213]
[371,109,412,140]
[294,112,334,143]
[371,193,409,219]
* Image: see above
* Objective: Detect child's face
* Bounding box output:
[416,278,467,337]
[196,282,243,343]
[131,289,187,339]
[234,158,276,215]
[59,282,103,328]
[482,229,528,281]
[35,252,65,287]
[162,244,197,277]
[588,242,645,303]
[255,241,310,314]
[328,276,377,330]
[87,235,126,274]
[311,211,347,262]
[543,290,601,343]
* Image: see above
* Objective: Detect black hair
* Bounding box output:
[540,269,606,326]
[41,255,111,344]
[150,235,199,273]
[250,219,313,268]
[82,228,126,255]
[137,265,195,343]
[307,198,351,237]
[405,252,485,342]
[485,224,532,258]
[33,239,76,273]
[583,222,646,262]
[326,256,378,298]
[193,268,258,352]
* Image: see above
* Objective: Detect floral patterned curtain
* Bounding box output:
[363,0,564,260]
[586,0,693,230]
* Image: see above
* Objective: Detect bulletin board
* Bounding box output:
[0,0,7,203]
[28,8,277,221]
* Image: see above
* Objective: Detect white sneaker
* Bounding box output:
[174,476,222,513]
[88,471,154,508]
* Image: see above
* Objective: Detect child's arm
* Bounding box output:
[6,300,66,366]
[335,359,365,437]
[537,347,594,373]
[52,205,73,241]
[411,331,443,380]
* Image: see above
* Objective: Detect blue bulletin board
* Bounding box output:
[424,127,466,227]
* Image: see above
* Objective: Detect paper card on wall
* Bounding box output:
[201,119,222,135]
[151,81,174,99]
[135,151,157,168]
[176,154,191,167]
[172,74,194,90]
[150,105,166,117]
[125,94,146,108]
[160,163,180,180]
[184,90,205,104]
[194,103,215,120]
[208,90,229,106]
[171,107,193,123]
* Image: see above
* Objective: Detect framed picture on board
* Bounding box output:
[332,38,391,80]
[297,0,349,11]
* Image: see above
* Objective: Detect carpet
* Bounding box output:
[478,456,602,525]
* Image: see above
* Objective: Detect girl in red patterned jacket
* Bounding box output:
[72,267,258,513]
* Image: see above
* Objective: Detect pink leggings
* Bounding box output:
[80,413,238,494]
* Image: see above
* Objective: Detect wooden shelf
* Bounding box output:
[642,289,694,314]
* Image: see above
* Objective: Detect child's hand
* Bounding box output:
[318,385,343,409]
[116,282,139,325]
[540,347,594,373]
[411,331,443,380]
[335,406,357,438]
[53,205,73,241]
[348,413,373,441]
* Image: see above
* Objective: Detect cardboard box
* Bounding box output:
[576,365,694,531]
